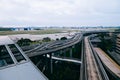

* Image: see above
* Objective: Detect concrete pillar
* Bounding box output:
[49,53,53,74]
[73,44,76,53]
[69,45,75,57]
[63,49,66,57]
[44,54,48,65]
[60,49,66,57]
[72,45,75,49]
[60,50,62,55]
[70,48,72,57]
[63,50,66,57]
[45,54,47,57]
[58,50,62,57]
[56,51,60,57]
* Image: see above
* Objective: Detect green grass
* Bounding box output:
[107,27,119,32]
[0,29,62,35]
[0,28,79,35]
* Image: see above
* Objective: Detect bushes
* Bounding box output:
[17,38,32,46]
[60,37,67,40]
[0,28,12,31]
[42,37,51,42]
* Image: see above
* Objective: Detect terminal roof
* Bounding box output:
[0,36,14,45]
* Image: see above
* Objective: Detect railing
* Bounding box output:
[88,36,109,80]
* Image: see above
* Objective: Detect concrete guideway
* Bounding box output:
[95,48,120,79]
[47,55,82,64]
[85,37,102,80]
[27,33,83,57]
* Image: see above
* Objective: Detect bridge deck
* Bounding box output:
[47,55,81,64]
[85,37,102,80]
[27,34,82,57]
[94,48,120,78]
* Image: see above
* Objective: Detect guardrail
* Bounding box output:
[88,36,109,80]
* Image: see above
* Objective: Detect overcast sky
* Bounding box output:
[0,0,120,27]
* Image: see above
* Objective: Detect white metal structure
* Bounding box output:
[0,36,48,80]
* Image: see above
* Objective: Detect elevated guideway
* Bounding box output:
[95,48,120,79]
[25,31,110,57]
[1,30,115,80]
[47,55,81,64]
[85,36,102,80]
[84,36,109,80]
[27,33,83,57]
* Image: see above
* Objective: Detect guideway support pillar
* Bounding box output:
[49,53,53,74]
[70,45,75,57]
[70,47,72,57]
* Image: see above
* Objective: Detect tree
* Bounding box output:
[60,37,67,40]
[17,38,32,46]
[42,37,51,42]
[98,33,112,51]
[0,28,12,31]
[56,38,59,41]
[115,28,120,32]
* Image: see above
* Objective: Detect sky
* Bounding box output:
[0,0,120,27]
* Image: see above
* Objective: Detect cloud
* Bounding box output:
[0,0,120,27]
[90,0,120,14]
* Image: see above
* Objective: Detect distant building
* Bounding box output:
[114,34,120,54]
[11,27,33,31]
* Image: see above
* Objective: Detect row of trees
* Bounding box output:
[0,28,12,31]
[17,37,67,46]
[98,33,113,51]
[17,38,32,46]
[56,37,67,41]
[115,28,120,32]
[41,37,67,42]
